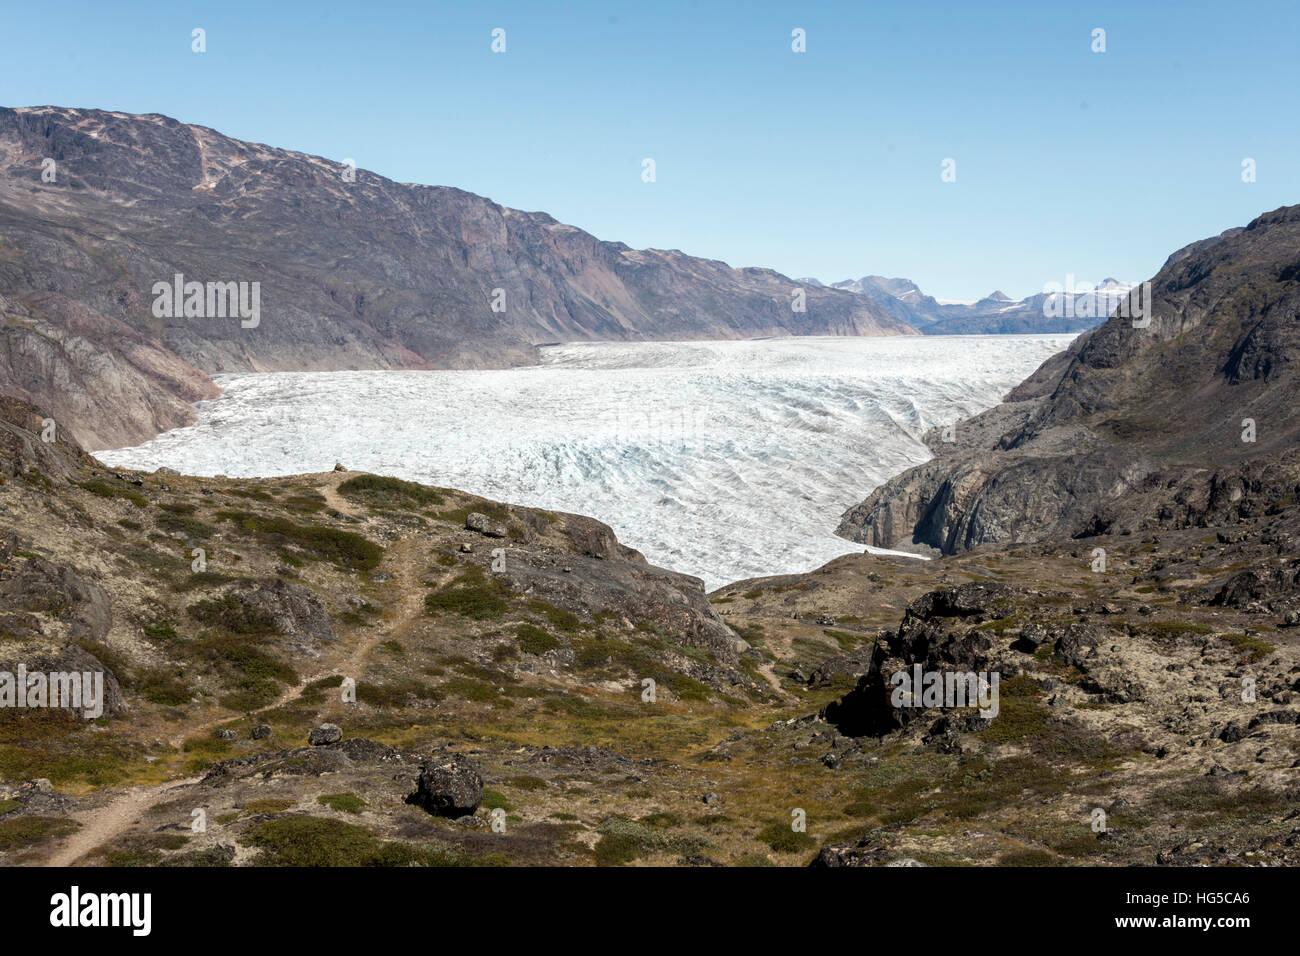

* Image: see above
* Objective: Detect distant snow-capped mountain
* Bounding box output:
[822,273,1135,334]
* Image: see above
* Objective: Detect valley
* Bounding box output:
[0,110,1295,872]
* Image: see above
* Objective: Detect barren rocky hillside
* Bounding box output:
[838,204,1300,555]
[0,106,913,450]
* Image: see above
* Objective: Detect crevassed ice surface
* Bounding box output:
[97,335,1076,590]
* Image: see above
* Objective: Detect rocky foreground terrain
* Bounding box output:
[0,381,1295,867]
[0,106,913,450]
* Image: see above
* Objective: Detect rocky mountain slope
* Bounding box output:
[807,276,947,329]
[0,106,914,450]
[838,204,1300,555]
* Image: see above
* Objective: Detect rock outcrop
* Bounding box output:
[821,582,1008,737]
[223,579,336,657]
[499,547,741,663]
[0,553,112,643]
[406,753,483,817]
[308,723,342,746]
[838,204,1300,554]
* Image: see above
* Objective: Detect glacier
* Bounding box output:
[96,335,1076,590]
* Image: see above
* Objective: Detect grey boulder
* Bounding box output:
[308,723,342,746]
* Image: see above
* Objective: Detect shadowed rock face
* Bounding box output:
[821,582,1007,737]
[0,106,915,450]
[838,204,1300,554]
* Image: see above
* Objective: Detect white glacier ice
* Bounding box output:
[95,334,1076,590]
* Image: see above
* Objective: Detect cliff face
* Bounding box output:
[0,106,914,449]
[838,204,1300,554]
[0,290,220,452]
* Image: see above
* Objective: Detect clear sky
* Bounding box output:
[4,0,1297,300]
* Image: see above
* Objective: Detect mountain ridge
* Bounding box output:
[0,105,915,449]
[837,203,1300,555]
[827,272,1138,335]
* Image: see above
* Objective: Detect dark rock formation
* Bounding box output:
[406,753,483,817]
[821,583,1007,737]
[839,204,1300,554]
[308,723,342,746]
[806,644,878,685]
[1211,561,1300,610]
[810,836,924,867]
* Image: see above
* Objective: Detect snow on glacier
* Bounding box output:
[97,335,1076,590]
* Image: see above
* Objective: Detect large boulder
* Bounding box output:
[821,584,1008,738]
[900,581,1012,624]
[465,513,507,538]
[0,641,127,718]
[406,753,483,818]
[308,723,342,746]
[557,513,646,563]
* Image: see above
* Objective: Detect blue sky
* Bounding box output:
[4,0,1297,300]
